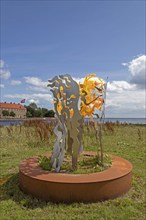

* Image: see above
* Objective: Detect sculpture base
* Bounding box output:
[19,152,132,203]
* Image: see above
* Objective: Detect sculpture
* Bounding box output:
[48,74,107,172]
[19,75,132,203]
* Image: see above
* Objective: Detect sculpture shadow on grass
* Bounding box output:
[1,173,80,207]
[0,173,49,209]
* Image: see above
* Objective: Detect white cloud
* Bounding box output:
[0,84,5,88]
[73,77,84,84]
[100,55,146,117]
[11,80,22,85]
[106,89,145,117]
[28,86,49,93]
[28,99,40,104]
[24,76,48,93]
[24,76,48,87]
[4,93,53,103]
[0,60,4,68]
[106,89,145,108]
[0,69,11,80]
[122,55,146,86]
[107,81,136,92]
[0,60,11,80]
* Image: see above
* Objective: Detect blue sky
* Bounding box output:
[0,0,145,117]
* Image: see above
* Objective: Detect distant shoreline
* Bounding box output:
[0,117,55,121]
[0,117,145,126]
[0,117,145,120]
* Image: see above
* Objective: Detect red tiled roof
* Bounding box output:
[0,102,26,110]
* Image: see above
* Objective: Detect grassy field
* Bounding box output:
[0,120,145,220]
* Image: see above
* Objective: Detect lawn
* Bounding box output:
[0,120,145,220]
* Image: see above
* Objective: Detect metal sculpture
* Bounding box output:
[48,73,106,172]
[78,74,107,164]
[48,74,83,172]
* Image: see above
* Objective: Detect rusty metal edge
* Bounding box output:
[19,152,133,184]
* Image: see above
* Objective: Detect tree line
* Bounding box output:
[25,103,55,118]
[1,103,55,118]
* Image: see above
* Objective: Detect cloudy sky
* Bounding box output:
[0,1,145,118]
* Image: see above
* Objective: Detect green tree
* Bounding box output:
[25,103,38,118]
[29,102,38,110]
[2,110,9,116]
[44,110,55,117]
[9,111,16,117]
[41,108,49,117]
[24,103,55,118]
[33,108,42,117]
[25,106,35,117]
[26,111,32,118]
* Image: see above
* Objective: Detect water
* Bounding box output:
[105,118,146,124]
[0,119,24,126]
[0,118,145,126]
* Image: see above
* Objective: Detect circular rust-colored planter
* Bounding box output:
[19,152,132,203]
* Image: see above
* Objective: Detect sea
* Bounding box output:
[0,118,145,126]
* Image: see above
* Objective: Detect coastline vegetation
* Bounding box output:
[0,120,145,220]
[24,103,55,118]
[0,102,55,119]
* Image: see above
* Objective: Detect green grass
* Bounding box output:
[0,122,145,220]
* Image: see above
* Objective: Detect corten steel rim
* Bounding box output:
[19,152,133,203]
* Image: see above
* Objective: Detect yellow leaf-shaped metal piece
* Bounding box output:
[70,94,76,99]
[70,109,74,118]
[66,85,71,89]
[57,101,63,114]
[60,86,64,91]
[57,93,60,99]
[78,74,104,117]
